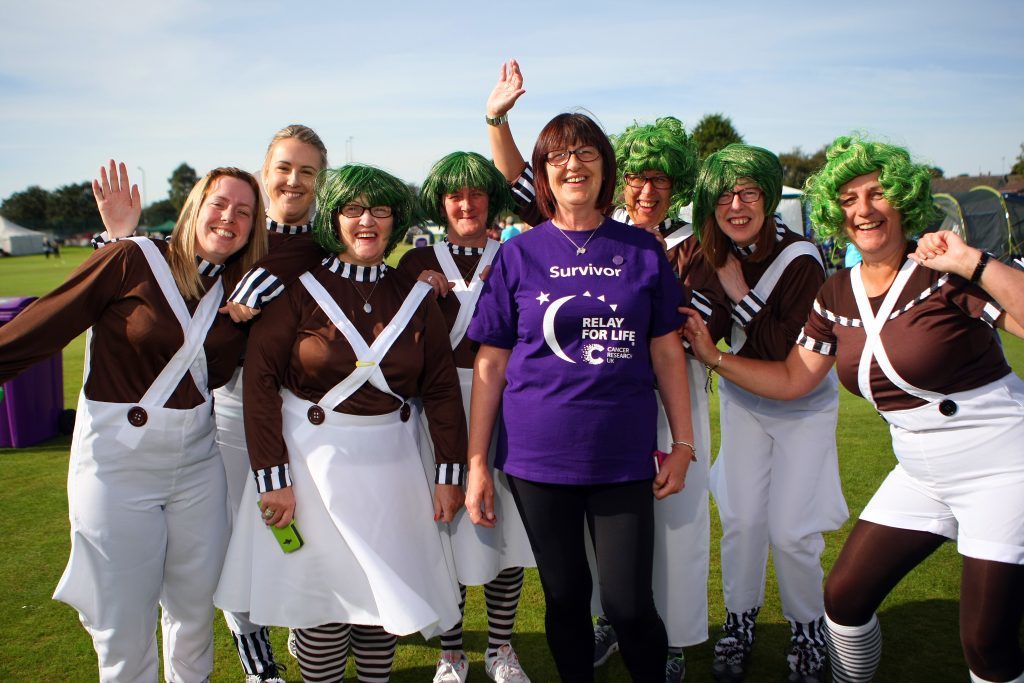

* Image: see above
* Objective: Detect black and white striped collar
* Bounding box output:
[323,255,387,282]
[267,217,312,235]
[442,238,487,257]
[196,256,224,277]
[731,218,787,258]
[611,208,675,236]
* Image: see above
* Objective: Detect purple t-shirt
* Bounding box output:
[468,218,684,485]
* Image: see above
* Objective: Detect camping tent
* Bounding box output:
[930,187,1024,265]
[679,185,805,234]
[0,216,46,256]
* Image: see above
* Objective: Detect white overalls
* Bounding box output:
[215,277,462,637]
[54,237,229,683]
[711,241,848,623]
[583,224,712,647]
[417,239,535,586]
[851,260,1024,564]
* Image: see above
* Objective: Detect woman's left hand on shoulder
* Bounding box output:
[716,254,750,303]
[434,483,465,523]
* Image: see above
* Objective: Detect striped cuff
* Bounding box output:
[91,231,136,249]
[797,331,835,356]
[511,164,536,207]
[229,267,286,309]
[981,301,1002,326]
[435,463,465,486]
[690,290,713,322]
[254,464,291,493]
[731,291,765,327]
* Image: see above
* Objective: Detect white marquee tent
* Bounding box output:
[0,216,46,256]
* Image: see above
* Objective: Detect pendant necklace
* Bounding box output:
[350,278,380,314]
[553,223,601,255]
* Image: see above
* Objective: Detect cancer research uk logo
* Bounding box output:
[535,289,637,366]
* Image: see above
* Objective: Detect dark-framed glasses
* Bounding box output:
[624,173,672,190]
[716,188,763,205]
[545,147,600,166]
[339,203,393,219]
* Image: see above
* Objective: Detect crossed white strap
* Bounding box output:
[432,239,499,348]
[299,273,431,409]
[730,241,822,352]
[851,259,944,408]
[130,237,223,406]
[664,224,692,251]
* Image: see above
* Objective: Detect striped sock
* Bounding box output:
[485,566,525,652]
[825,613,882,682]
[439,583,468,652]
[293,623,351,683]
[351,625,397,683]
[230,625,275,676]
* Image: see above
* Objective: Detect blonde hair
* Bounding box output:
[167,168,268,300]
[262,124,329,176]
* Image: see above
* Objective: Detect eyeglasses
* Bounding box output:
[339,203,393,219]
[624,173,672,190]
[545,147,600,166]
[716,188,764,205]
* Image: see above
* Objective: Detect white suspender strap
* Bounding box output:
[433,239,499,349]
[851,260,944,407]
[131,237,223,406]
[664,224,693,251]
[731,241,823,352]
[299,273,431,409]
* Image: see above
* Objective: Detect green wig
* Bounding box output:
[611,116,699,217]
[804,135,938,245]
[419,151,514,229]
[692,144,783,240]
[313,164,419,257]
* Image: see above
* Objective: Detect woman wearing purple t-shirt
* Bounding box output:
[465,111,696,682]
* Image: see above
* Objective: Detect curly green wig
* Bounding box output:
[419,151,514,229]
[692,144,783,240]
[804,135,938,244]
[313,164,418,257]
[611,116,699,217]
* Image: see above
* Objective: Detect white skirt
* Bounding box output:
[214,390,462,638]
[417,367,535,586]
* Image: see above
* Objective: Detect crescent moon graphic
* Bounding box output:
[543,295,576,364]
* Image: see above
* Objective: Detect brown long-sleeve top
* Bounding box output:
[243,256,467,491]
[726,223,826,361]
[394,241,490,369]
[228,219,327,309]
[0,239,246,408]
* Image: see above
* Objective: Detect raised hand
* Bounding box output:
[91,160,141,238]
[486,58,526,119]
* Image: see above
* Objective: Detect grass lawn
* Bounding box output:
[1,247,1021,681]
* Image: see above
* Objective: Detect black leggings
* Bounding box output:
[507,475,666,683]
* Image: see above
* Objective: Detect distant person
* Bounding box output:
[500,221,521,242]
[686,135,1024,683]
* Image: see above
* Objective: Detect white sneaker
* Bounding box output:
[433,650,469,683]
[485,643,531,683]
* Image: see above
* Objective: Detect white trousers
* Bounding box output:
[711,378,847,624]
[212,369,262,637]
[54,395,228,683]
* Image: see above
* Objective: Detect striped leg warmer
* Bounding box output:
[231,625,276,676]
[293,622,352,683]
[351,625,397,683]
[970,670,1024,682]
[825,613,881,682]
[485,566,525,652]
[439,583,468,653]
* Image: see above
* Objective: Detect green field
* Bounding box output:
[0,247,1020,681]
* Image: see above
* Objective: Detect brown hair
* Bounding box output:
[530,113,616,220]
[167,168,268,299]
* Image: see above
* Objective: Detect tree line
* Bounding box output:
[4,120,1022,236]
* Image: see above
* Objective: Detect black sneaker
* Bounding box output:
[665,653,686,682]
[593,618,619,667]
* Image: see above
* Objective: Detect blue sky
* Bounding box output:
[1,0,1022,203]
